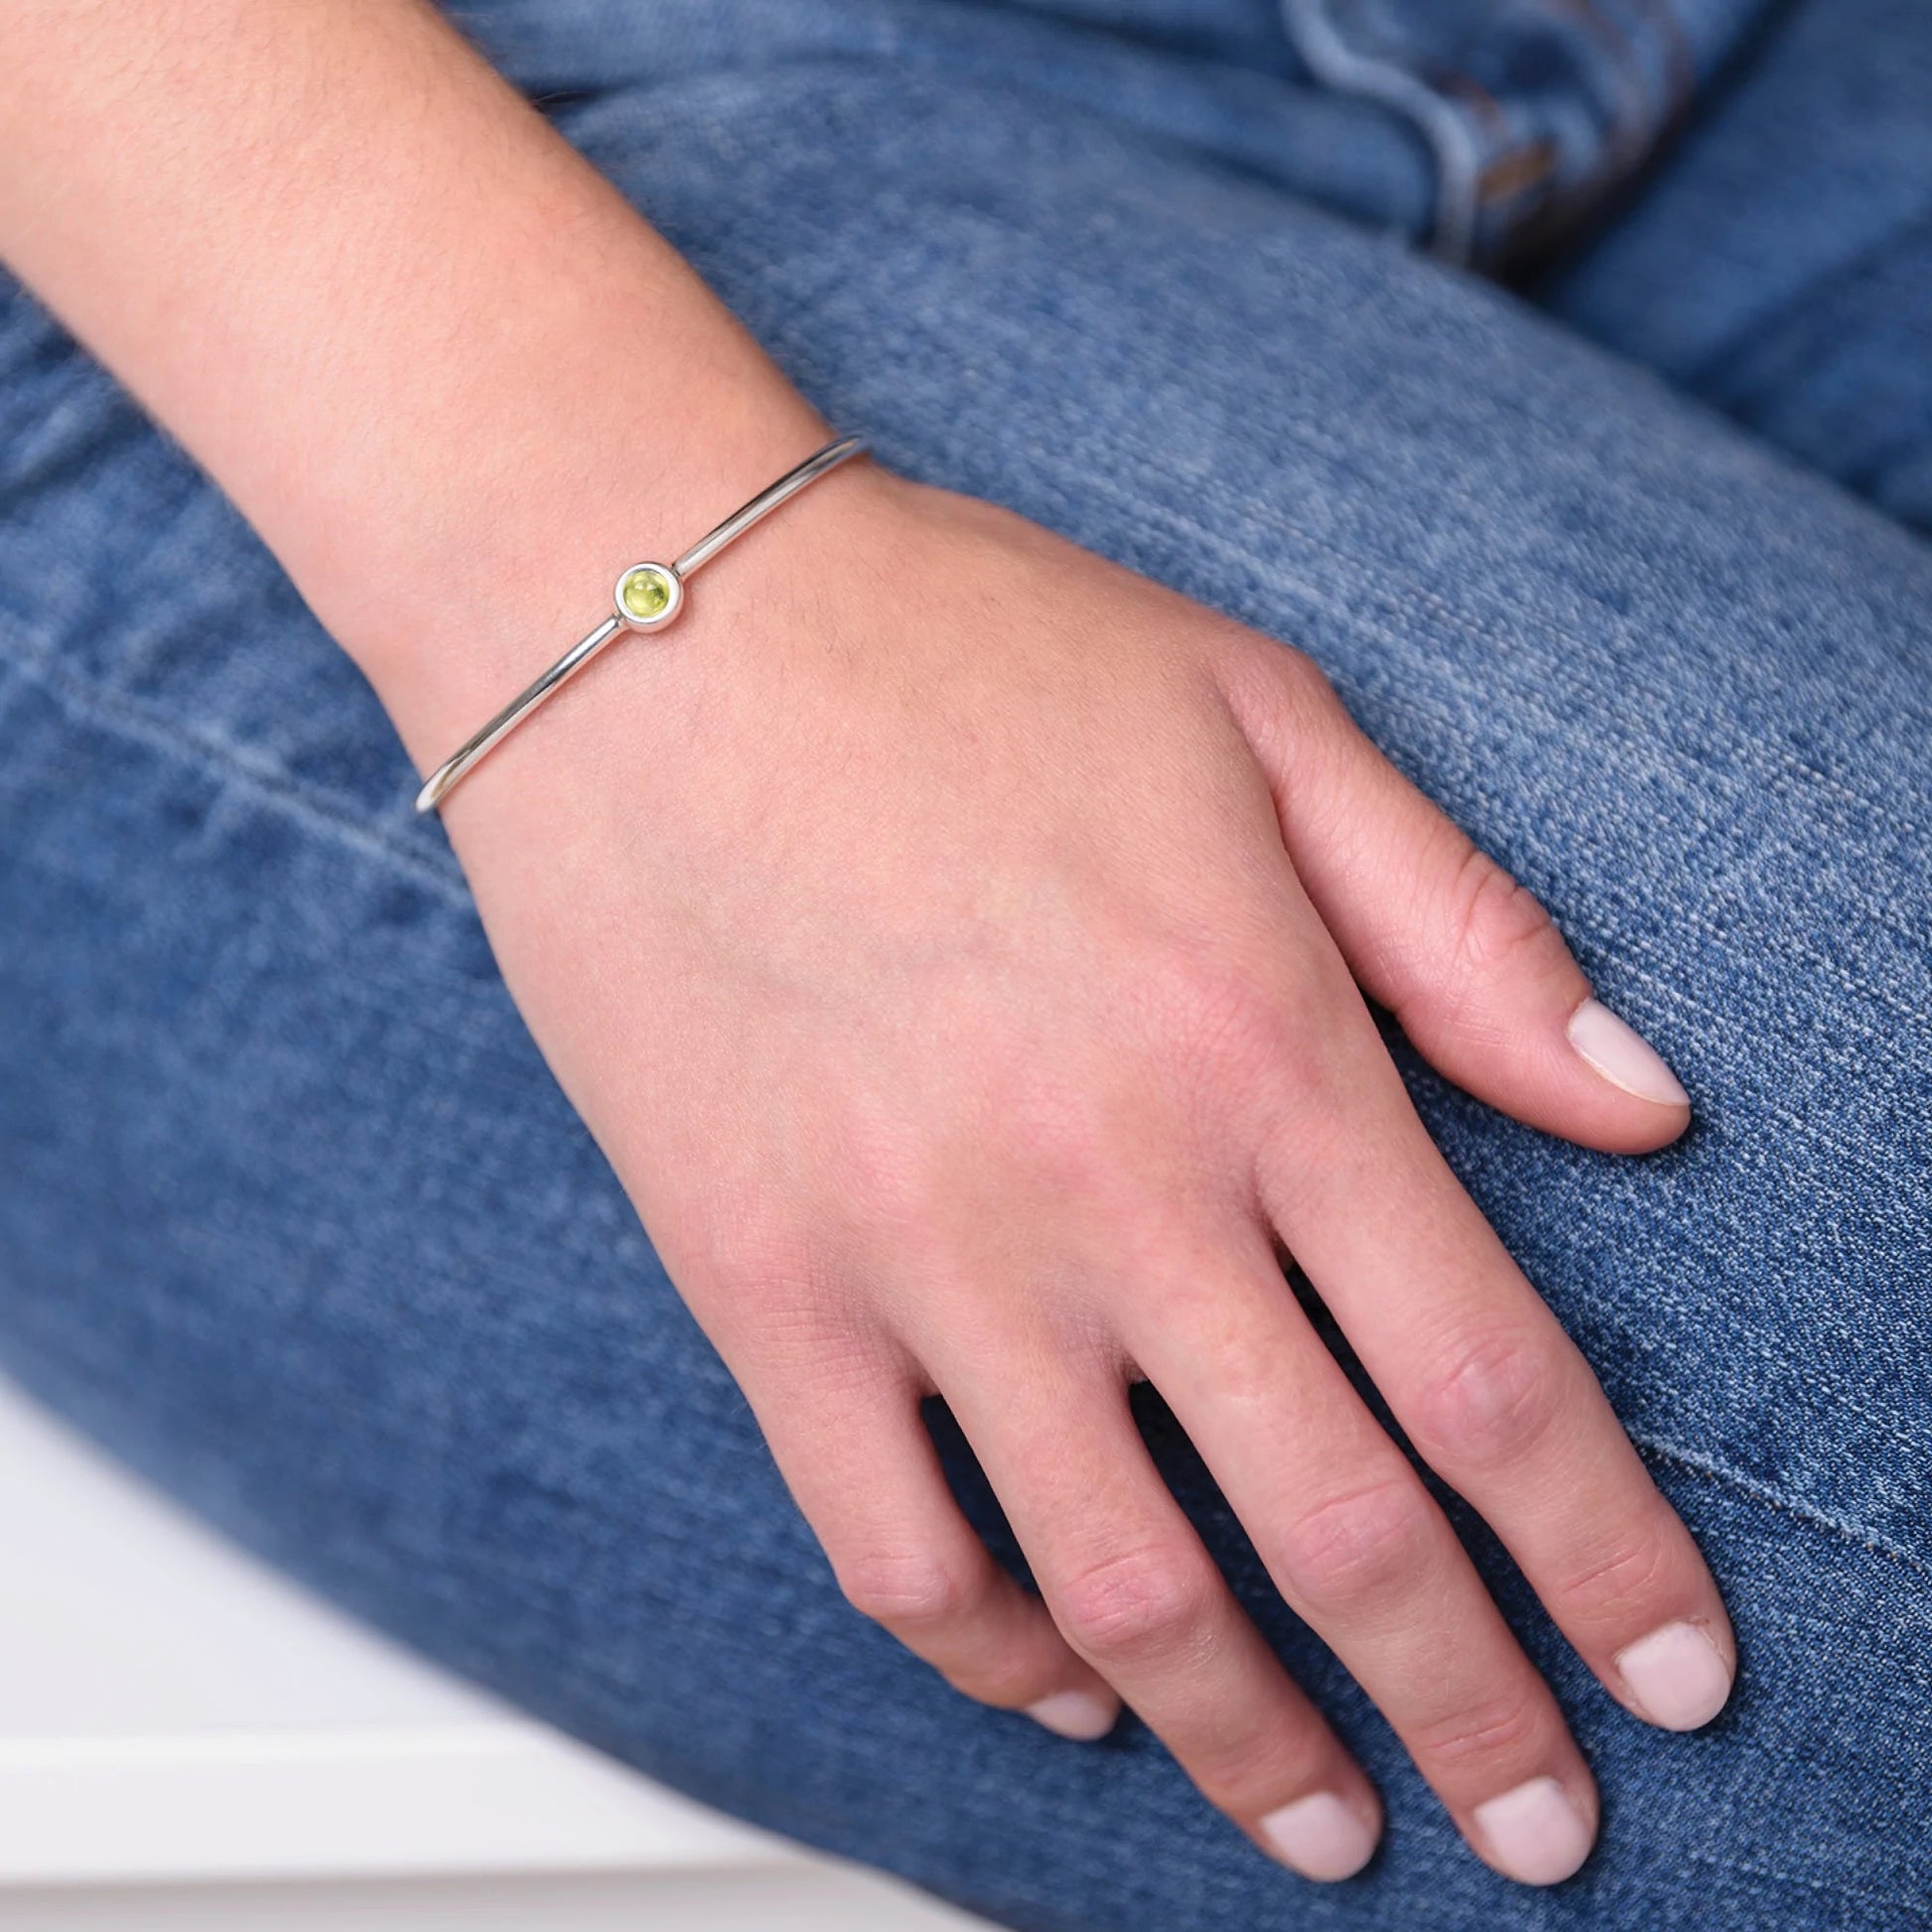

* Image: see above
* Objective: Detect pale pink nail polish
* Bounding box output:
[1025,1690,1118,1740]
[1616,1621,1732,1730]
[1471,1777,1593,1885]
[1259,1792,1378,1881]
[1566,998,1690,1107]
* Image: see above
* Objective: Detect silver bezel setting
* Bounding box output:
[614,561,685,631]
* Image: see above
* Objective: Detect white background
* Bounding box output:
[0,1376,986,1929]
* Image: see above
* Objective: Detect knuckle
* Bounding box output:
[1216,628,1342,745]
[1406,1325,1567,1471]
[1278,1474,1438,1614]
[697,1229,879,1375]
[1054,1543,1218,1665]
[1411,1689,1548,1773]
[1147,951,1351,1150]
[944,1647,1048,1711]
[992,1069,1116,1198]
[1148,949,1294,1079]
[1168,1306,1299,1419]
[699,1211,820,1305]
[1262,636,1345,729]
[1188,1714,1301,1812]
[1549,1511,1677,1630]
[823,1115,940,1250]
[1444,847,1560,986]
[837,1547,977,1635]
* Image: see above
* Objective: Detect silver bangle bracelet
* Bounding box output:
[414,433,871,815]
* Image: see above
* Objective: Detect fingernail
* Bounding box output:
[1615,1620,1732,1730]
[1025,1690,1118,1740]
[1471,1777,1593,1886]
[1259,1792,1379,1881]
[1566,998,1690,1107]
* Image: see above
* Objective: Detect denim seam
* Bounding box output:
[1275,0,1690,265]
[1276,0,1483,259]
[0,620,468,907]
[1682,1847,1932,1927]
[1631,1433,1930,1581]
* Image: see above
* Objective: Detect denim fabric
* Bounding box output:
[1278,0,1774,261]
[2,2,1929,1928]
[1532,0,1932,533]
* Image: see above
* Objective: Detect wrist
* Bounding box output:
[333,353,835,764]
[0,0,848,782]
[364,430,910,821]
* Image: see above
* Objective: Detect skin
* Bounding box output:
[0,0,1734,1887]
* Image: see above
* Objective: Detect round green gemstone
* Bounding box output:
[621,566,673,620]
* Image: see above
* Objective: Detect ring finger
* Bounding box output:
[1120,1234,1600,1886]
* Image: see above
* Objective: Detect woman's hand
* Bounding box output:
[0,0,1729,1886]
[429,462,1733,1887]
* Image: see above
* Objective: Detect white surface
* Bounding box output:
[0,1375,985,1926]
[0,1871,971,1932]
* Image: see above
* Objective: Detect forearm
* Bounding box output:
[0,0,826,759]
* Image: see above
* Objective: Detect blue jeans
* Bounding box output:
[2,2,1929,1926]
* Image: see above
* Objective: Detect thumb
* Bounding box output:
[1218,639,1690,1155]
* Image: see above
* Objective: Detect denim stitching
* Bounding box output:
[1277,0,1697,262]
[1277,0,1486,260]
[0,621,468,907]
[1681,1849,1932,1927]
[1633,1433,1930,1580]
